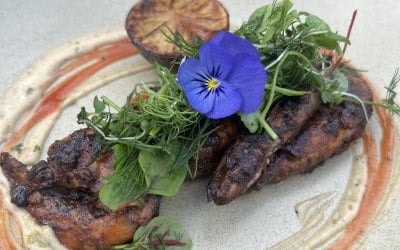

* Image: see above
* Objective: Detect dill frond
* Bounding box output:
[384,68,400,110]
[162,27,201,58]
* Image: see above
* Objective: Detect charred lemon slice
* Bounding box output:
[125,0,229,66]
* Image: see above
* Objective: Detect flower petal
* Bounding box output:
[178,58,208,89]
[178,32,266,119]
[206,83,242,119]
[184,83,215,115]
[199,43,233,80]
[210,31,259,57]
[227,53,267,114]
[178,58,214,114]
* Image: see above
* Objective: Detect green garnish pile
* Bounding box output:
[78,64,211,209]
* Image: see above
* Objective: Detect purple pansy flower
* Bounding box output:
[177,31,267,119]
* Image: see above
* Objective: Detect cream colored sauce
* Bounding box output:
[19,63,153,165]
[0,27,128,145]
[301,149,368,248]
[270,145,368,249]
[269,192,336,250]
[0,169,68,250]
[294,191,336,227]
[19,112,60,165]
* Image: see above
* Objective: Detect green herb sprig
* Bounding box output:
[113,216,192,250]
[78,64,211,209]
[234,0,351,136]
[362,68,400,115]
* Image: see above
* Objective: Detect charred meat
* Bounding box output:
[0,129,160,250]
[255,74,373,186]
[208,74,373,205]
[207,89,321,204]
[189,118,241,178]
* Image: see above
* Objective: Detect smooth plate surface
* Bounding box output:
[1,0,400,249]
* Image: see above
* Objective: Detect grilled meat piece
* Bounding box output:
[0,129,160,250]
[189,118,241,178]
[26,129,109,192]
[255,74,373,186]
[207,89,321,204]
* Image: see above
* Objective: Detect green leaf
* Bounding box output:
[138,140,187,196]
[247,4,274,33]
[91,115,103,124]
[112,216,192,250]
[244,0,294,43]
[99,181,131,211]
[99,144,146,210]
[321,91,333,103]
[301,14,349,54]
[332,70,349,93]
[283,10,298,28]
[77,107,89,123]
[324,32,349,43]
[93,95,106,113]
[136,216,192,250]
[305,14,330,31]
[112,216,191,250]
[313,36,341,51]
[320,70,349,104]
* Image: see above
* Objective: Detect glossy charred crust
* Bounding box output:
[0,129,161,250]
[125,0,229,67]
[207,90,321,204]
[188,118,241,178]
[255,73,373,186]
[47,129,101,171]
[208,72,374,204]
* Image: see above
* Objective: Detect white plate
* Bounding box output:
[1,0,400,249]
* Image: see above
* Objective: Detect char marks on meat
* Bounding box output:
[189,118,241,178]
[207,89,321,204]
[0,129,160,250]
[255,74,373,186]
[208,73,373,205]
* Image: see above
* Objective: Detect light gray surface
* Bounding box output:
[1,0,399,249]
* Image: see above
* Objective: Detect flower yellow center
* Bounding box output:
[206,78,219,91]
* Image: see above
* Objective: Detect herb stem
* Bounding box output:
[337,91,369,121]
[82,119,146,141]
[258,116,278,140]
[260,50,320,140]
[102,96,122,112]
[262,50,316,118]
[358,100,400,115]
[266,85,307,96]
[265,48,288,70]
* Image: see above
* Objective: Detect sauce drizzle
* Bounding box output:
[0,192,15,250]
[331,79,395,249]
[2,39,138,152]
